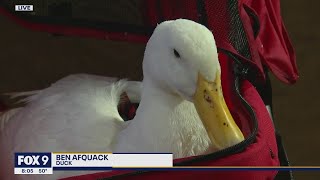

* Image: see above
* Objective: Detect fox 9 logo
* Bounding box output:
[15,153,51,168]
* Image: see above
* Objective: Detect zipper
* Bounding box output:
[99,52,259,180]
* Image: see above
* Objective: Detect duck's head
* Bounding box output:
[143,19,244,150]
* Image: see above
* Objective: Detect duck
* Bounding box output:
[0,19,244,180]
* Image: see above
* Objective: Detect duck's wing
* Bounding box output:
[0,74,141,180]
[5,74,141,106]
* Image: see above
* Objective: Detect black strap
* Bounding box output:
[274,132,294,180]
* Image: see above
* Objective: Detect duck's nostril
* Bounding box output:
[173,49,181,58]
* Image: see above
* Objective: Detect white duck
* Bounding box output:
[0,19,244,180]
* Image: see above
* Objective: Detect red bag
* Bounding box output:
[0,0,297,179]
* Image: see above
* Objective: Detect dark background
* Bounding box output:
[0,0,319,179]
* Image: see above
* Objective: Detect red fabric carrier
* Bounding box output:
[0,0,297,179]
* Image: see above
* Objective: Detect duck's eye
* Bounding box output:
[173,49,181,58]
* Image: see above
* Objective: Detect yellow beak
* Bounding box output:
[193,72,245,150]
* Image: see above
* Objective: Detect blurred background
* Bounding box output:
[0,0,319,179]
[270,0,320,179]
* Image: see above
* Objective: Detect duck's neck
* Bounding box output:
[133,78,182,127]
[115,77,184,152]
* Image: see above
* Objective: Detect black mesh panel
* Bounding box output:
[227,0,251,59]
